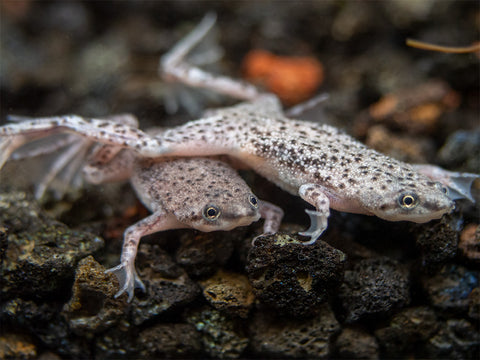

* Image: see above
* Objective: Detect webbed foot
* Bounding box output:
[0,136,26,170]
[298,209,328,245]
[412,164,479,202]
[442,172,479,202]
[105,262,145,302]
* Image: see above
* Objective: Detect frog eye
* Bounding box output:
[441,186,449,195]
[203,205,221,221]
[398,192,419,209]
[249,195,258,208]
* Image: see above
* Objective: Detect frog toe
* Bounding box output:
[298,209,327,244]
[444,173,479,202]
[106,263,142,302]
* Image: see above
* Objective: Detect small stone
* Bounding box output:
[1,298,89,358]
[374,306,440,357]
[458,224,480,262]
[0,192,104,300]
[249,303,340,358]
[129,243,200,326]
[186,307,248,359]
[62,255,127,336]
[338,257,410,322]
[94,326,135,359]
[199,270,255,318]
[246,233,345,317]
[438,129,480,173]
[365,125,435,163]
[415,214,461,268]
[138,323,201,358]
[335,327,379,359]
[425,319,480,359]
[0,333,36,360]
[422,264,478,315]
[175,231,236,278]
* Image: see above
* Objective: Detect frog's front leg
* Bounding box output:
[105,210,185,302]
[412,164,479,202]
[298,184,331,245]
[258,200,284,234]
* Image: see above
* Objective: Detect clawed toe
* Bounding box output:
[105,263,144,302]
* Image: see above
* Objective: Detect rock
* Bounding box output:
[374,306,440,357]
[62,256,127,336]
[94,325,135,359]
[438,129,480,173]
[422,264,478,315]
[0,333,36,360]
[138,323,202,358]
[0,298,88,358]
[425,319,480,359]
[249,303,340,358]
[458,224,480,262]
[365,125,435,163]
[246,233,345,317]
[338,257,410,322]
[0,192,104,300]
[335,327,379,359]
[129,243,200,326]
[199,270,255,318]
[415,214,461,268]
[175,231,236,278]
[186,307,248,359]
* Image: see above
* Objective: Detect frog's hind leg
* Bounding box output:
[0,136,26,169]
[0,115,162,161]
[412,164,479,202]
[34,138,91,199]
[160,13,262,102]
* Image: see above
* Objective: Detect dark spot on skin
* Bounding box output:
[339,183,345,189]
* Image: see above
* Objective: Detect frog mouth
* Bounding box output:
[373,203,454,223]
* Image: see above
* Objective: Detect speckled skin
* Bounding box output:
[0,14,477,275]
[0,119,284,302]
[92,150,282,301]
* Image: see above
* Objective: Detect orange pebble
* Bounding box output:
[242,49,324,106]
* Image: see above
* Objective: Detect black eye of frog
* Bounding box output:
[203,205,221,220]
[398,193,419,209]
[249,195,258,208]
